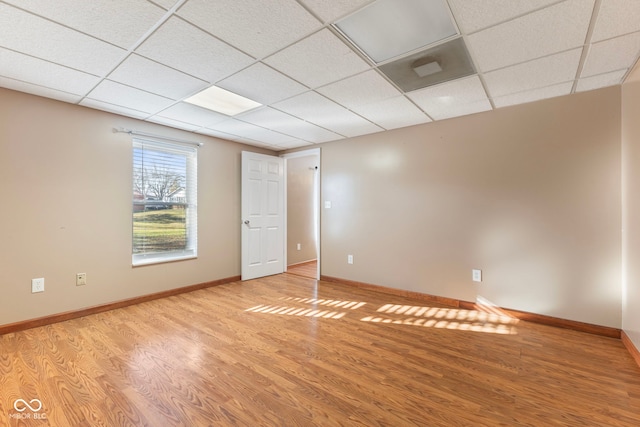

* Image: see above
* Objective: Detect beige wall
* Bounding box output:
[0,84,627,330]
[622,65,640,348]
[286,155,318,265]
[320,87,622,327]
[0,88,272,326]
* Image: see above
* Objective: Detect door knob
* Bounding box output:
[243,220,250,225]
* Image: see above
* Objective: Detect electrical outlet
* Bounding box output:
[348,254,354,264]
[31,278,45,293]
[76,273,87,286]
[472,269,482,282]
[297,243,301,251]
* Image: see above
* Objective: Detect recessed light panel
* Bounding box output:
[184,85,262,116]
[335,0,457,63]
[378,37,476,92]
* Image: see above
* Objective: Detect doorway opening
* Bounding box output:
[283,149,320,280]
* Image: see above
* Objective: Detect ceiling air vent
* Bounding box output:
[378,37,476,92]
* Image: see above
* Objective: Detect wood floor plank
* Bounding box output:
[287,260,318,279]
[1,274,640,426]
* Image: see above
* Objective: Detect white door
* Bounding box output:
[241,151,285,280]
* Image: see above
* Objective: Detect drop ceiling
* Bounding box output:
[1,0,639,151]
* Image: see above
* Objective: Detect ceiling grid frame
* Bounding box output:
[1,0,639,150]
[570,0,602,94]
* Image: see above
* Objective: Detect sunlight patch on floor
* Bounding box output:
[245,304,347,319]
[362,305,519,335]
[246,298,366,319]
[280,296,366,309]
[245,299,518,334]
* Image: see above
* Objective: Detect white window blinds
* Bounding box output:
[132,138,197,266]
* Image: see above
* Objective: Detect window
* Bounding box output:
[132,138,197,265]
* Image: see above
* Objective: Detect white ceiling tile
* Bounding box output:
[136,17,254,83]
[237,107,342,143]
[87,80,174,114]
[299,0,374,23]
[146,116,202,132]
[430,98,493,120]
[211,119,299,145]
[255,130,300,146]
[326,117,382,138]
[150,0,180,9]
[264,29,371,88]
[155,102,229,127]
[274,140,314,149]
[177,0,321,58]
[576,69,627,92]
[0,77,82,104]
[0,47,100,95]
[467,0,594,72]
[317,70,401,109]
[236,107,301,128]
[208,132,258,145]
[79,98,150,119]
[408,76,487,104]
[234,138,279,149]
[273,91,334,119]
[483,49,582,98]
[581,33,640,77]
[448,0,559,34]
[591,0,640,42]
[299,128,345,143]
[350,96,431,130]
[2,0,166,48]
[217,63,308,105]
[203,120,249,135]
[196,127,239,142]
[408,76,491,120]
[0,3,125,76]
[492,82,573,108]
[249,142,281,149]
[109,54,208,100]
[273,91,382,137]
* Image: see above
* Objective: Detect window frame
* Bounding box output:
[132,137,198,266]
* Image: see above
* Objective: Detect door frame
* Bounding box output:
[282,148,321,280]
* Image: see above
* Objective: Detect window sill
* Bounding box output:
[132,254,197,267]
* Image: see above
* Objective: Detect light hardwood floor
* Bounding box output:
[1,273,639,426]
[287,260,318,280]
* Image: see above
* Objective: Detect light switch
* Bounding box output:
[472,269,482,282]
